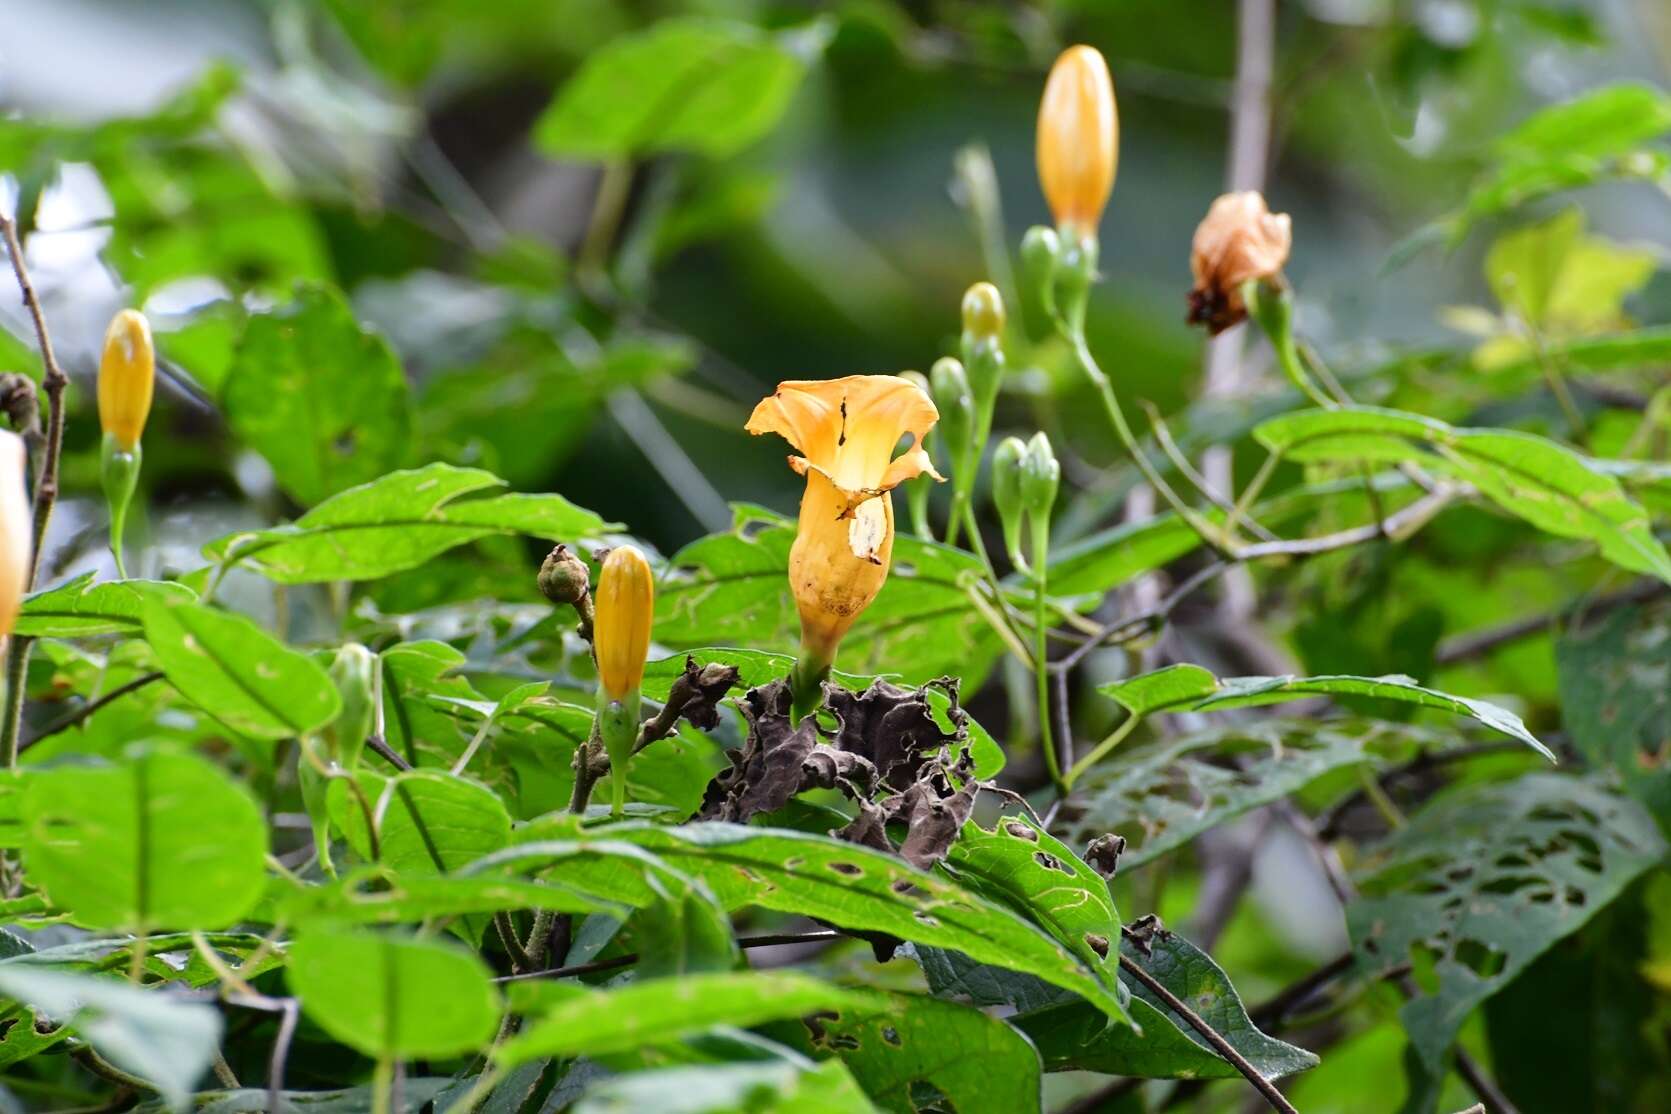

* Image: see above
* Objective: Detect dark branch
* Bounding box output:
[20,672,165,753]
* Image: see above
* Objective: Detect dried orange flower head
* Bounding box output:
[0,431,30,640]
[746,375,943,666]
[1037,45,1118,236]
[1187,191,1292,335]
[594,544,654,700]
[97,309,155,452]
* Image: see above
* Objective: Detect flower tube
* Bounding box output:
[97,309,155,577]
[594,544,654,816]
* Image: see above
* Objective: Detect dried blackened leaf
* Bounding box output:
[1084,834,1126,880]
[893,778,979,872]
[824,677,966,788]
[667,656,743,732]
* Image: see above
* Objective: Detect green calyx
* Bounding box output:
[991,436,1029,573]
[100,432,142,579]
[596,687,642,819]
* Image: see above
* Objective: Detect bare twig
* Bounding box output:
[1455,1049,1521,1114]
[1118,951,1298,1114]
[493,930,844,985]
[364,733,414,773]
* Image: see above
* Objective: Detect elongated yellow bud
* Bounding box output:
[594,545,653,700]
[97,309,155,452]
[0,431,29,640]
[1037,46,1118,237]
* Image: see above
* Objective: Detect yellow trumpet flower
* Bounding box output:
[0,431,29,640]
[1037,45,1118,237]
[97,309,155,452]
[747,375,942,702]
[595,544,654,701]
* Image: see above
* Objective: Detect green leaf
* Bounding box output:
[629,879,739,979]
[942,815,1121,983]
[14,574,196,638]
[789,989,1044,1114]
[1349,774,1667,1070]
[493,822,1130,1024]
[1557,598,1671,829]
[0,932,280,988]
[378,640,483,767]
[132,1081,457,1114]
[1479,325,1671,381]
[141,599,341,740]
[1011,931,1318,1081]
[275,868,629,926]
[21,749,267,931]
[657,507,1003,688]
[1255,406,1671,582]
[0,966,222,1111]
[1062,719,1422,867]
[328,769,511,875]
[500,971,866,1064]
[535,19,819,159]
[571,1060,874,1114]
[202,463,610,584]
[642,648,1005,779]
[1497,82,1671,164]
[286,927,502,1059]
[223,284,414,507]
[1098,664,1552,759]
[1484,208,1656,332]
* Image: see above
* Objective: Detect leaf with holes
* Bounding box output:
[1060,719,1430,867]
[21,748,267,931]
[942,815,1121,983]
[274,868,630,926]
[222,284,413,506]
[1557,598,1671,828]
[1099,664,1551,759]
[14,574,196,638]
[779,988,1043,1114]
[286,927,501,1059]
[499,971,868,1064]
[535,18,821,159]
[486,822,1130,1024]
[570,1060,873,1114]
[327,768,511,876]
[141,598,340,740]
[202,463,611,584]
[656,506,1005,689]
[1253,406,1671,583]
[1348,773,1666,1070]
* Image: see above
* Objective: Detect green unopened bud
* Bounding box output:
[992,436,1028,573]
[898,372,936,540]
[961,282,1005,342]
[929,357,975,477]
[327,643,376,770]
[1021,432,1060,520]
[1021,226,1061,336]
[1055,230,1098,329]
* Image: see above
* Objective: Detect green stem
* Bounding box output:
[1357,765,1406,830]
[371,1057,394,1114]
[1029,520,1064,795]
[1066,712,1142,788]
[0,639,28,768]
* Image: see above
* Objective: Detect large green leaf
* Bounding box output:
[21,748,268,931]
[535,19,818,159]
[328,768,511,875]
[500,972,867,1064]
[1253,406,1671,582]
[1098,663,1551,759]
[656,506,1003,688]
[202,463,609,584]
[785,989,1044,1114]
[0,966,222,1110]
[14,574,196,638]
[942,816,1120,983]
[275,868,629,926]
[286,927,501,1059]
[1557,598,1671,828]
[488,822,1130,1023]
[142,599,340,740]
[222,284,412,506]
[1010,932,1318,1081]
[132,1081,456,1114]
[1349,774,1666,1071]
[1061,719,1422,867]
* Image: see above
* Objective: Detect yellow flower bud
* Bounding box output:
[1037,45,1118,236]
[1187,191,1292,335]
[746,375,943,670]
[97,309,155,452]
[594,544,653,700]
[0,431,29,640]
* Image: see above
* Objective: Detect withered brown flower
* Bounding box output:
[1187,191,1292,335]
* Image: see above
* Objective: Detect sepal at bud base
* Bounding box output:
[929,357,974,483]
[1021,226,1061,334]
[897,372,936,540]
[326,643,376,770]
[100,433,142,579]
[597,690,641,818]
[1021,432,1060,572]
[992,436,1029,574]
[296,737,337,877]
